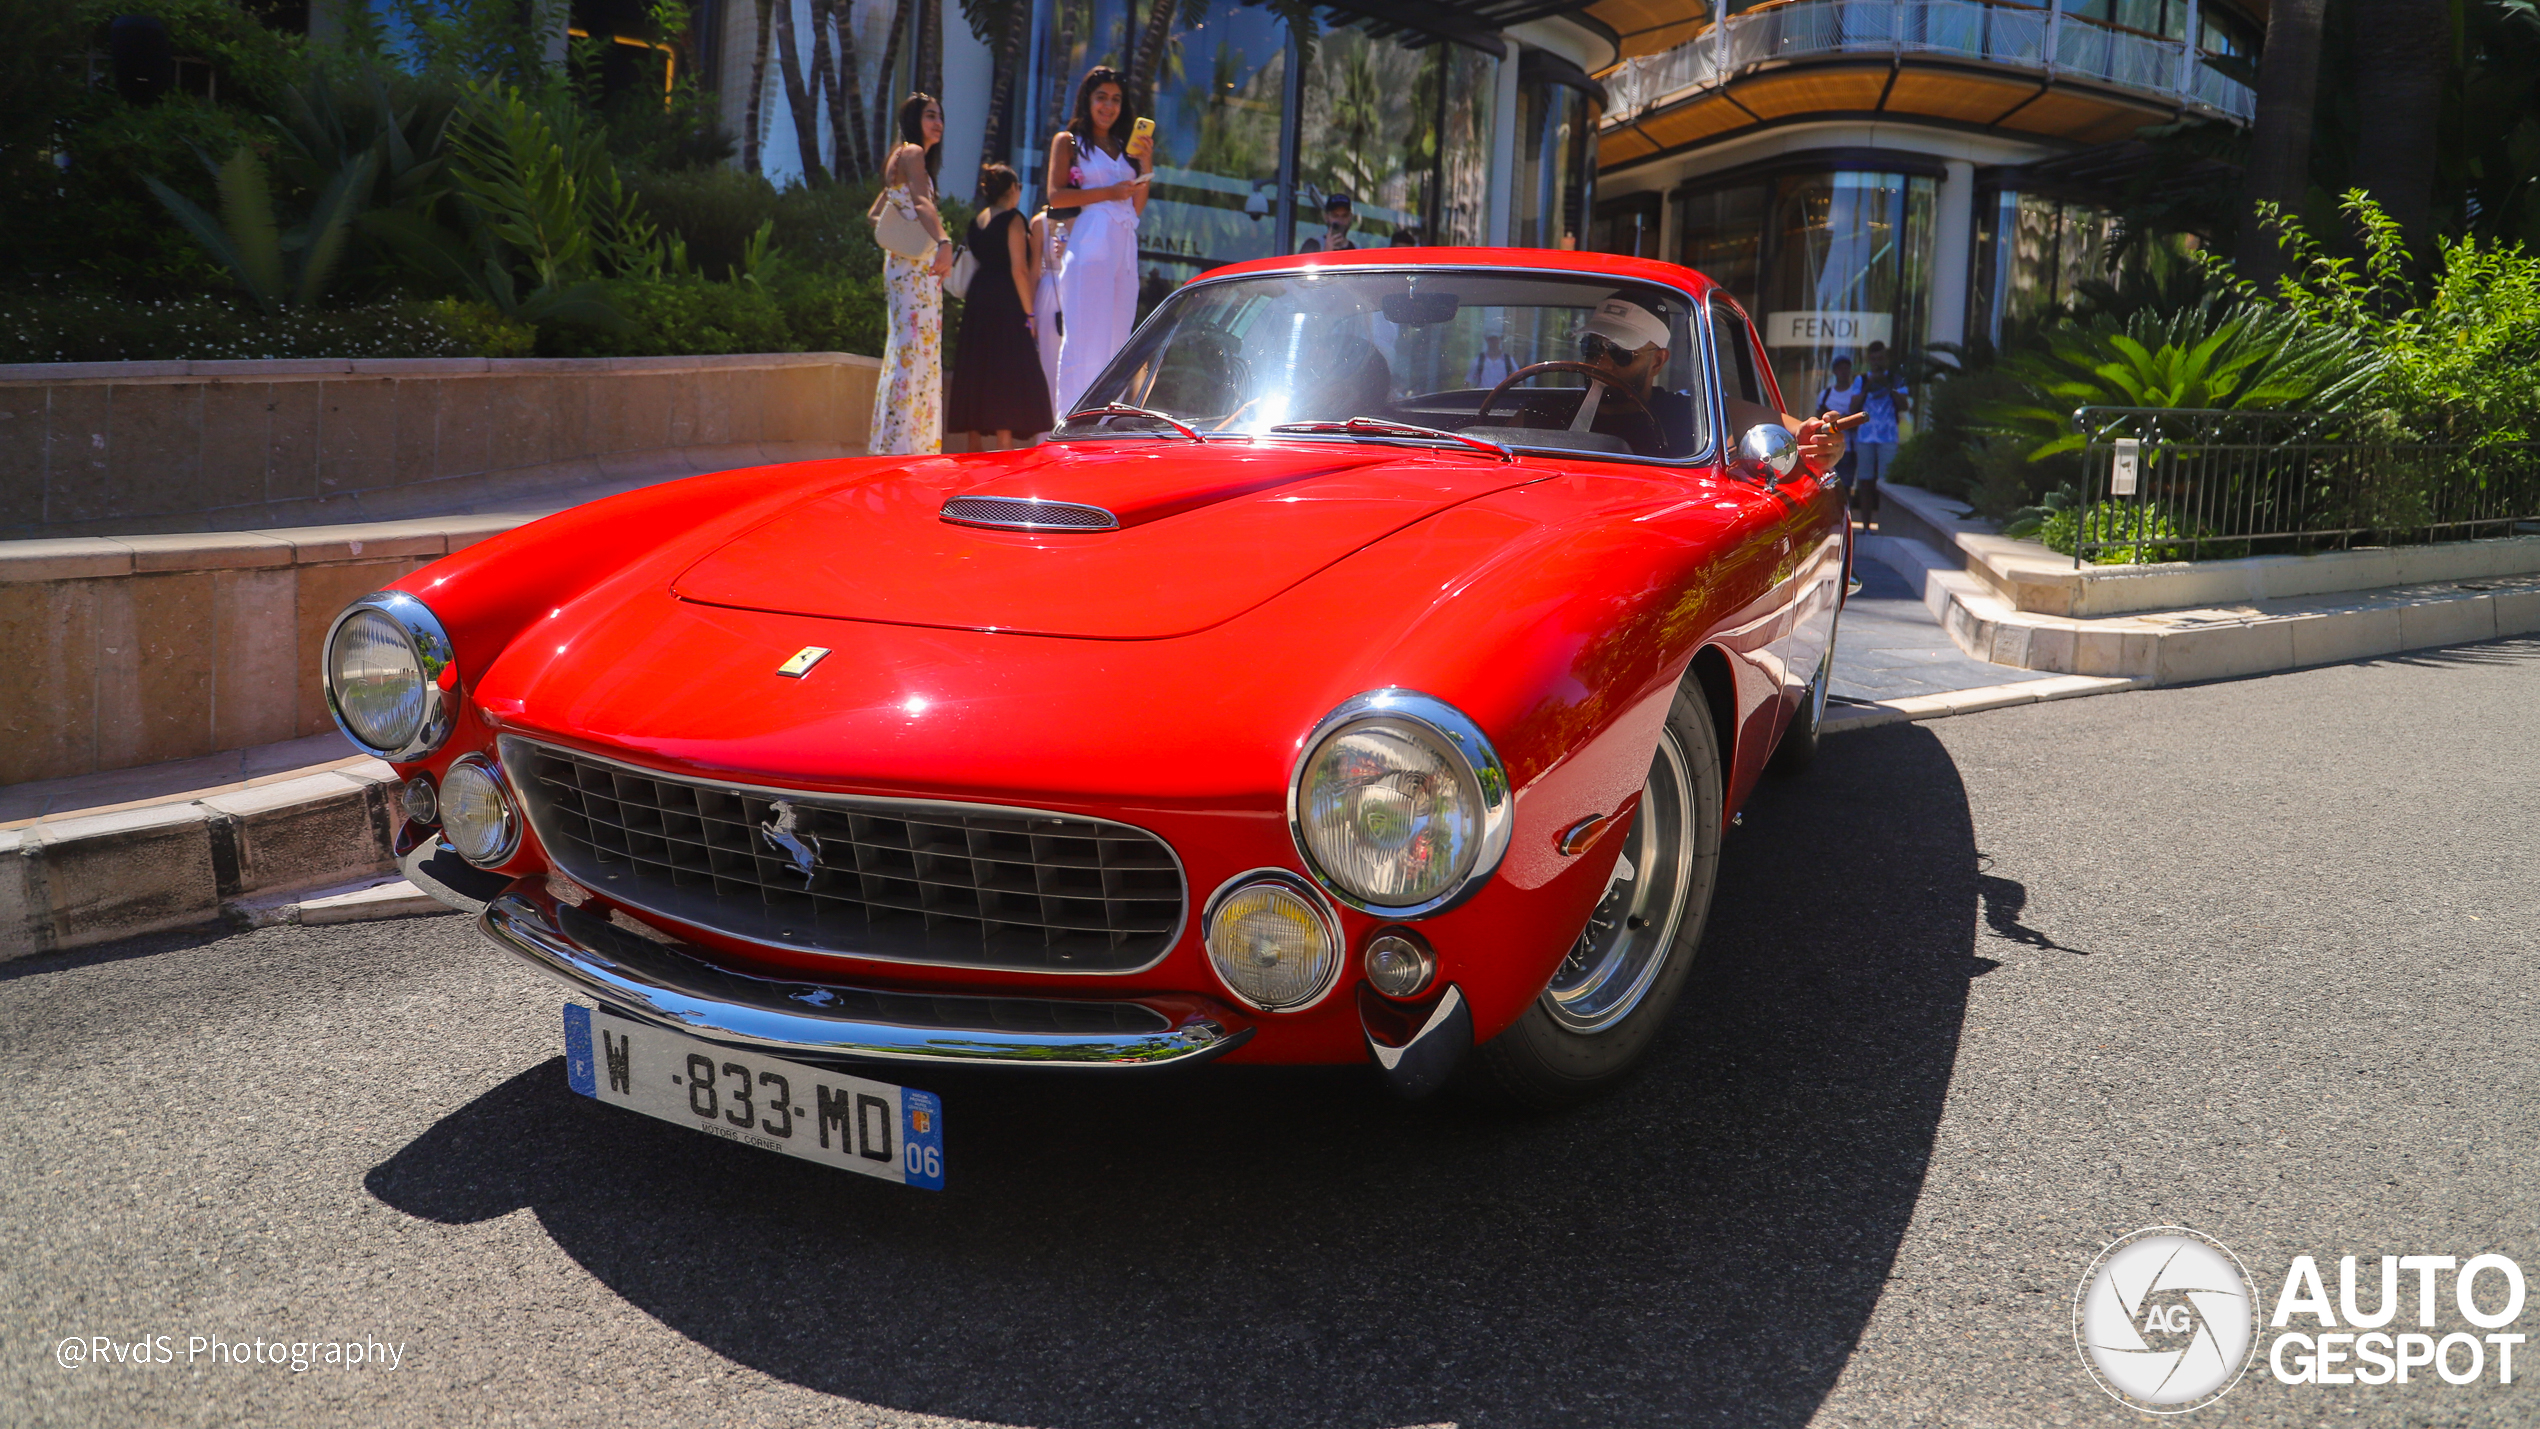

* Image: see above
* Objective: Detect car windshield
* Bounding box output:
[1059,270,1714,461]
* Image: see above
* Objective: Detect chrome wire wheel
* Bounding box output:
[1542,729,1695,1034]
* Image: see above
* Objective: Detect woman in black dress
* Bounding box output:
[946,164,1054,448]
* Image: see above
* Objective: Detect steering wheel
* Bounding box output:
[1476,360,1657,424]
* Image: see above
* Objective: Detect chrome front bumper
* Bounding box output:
[475,885,1253,1069]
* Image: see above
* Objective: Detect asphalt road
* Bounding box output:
[5,638,2536,1428]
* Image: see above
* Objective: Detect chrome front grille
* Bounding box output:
[503,738,1185,973]
[940,495,1119,531]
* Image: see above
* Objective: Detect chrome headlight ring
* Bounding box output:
[438,754,521,867]
[1286,689,1513,919]
[1201,868,1346,1013]
[322,591,456,762]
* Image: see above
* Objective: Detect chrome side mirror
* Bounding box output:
[1731,423,1801,483]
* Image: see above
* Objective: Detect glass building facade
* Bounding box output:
[736,1,1604,321]
[993,3,1587,310]
[1671,166,1936,413]
[1968,191,2122,346]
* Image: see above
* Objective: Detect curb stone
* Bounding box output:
[1823,674,2144,735]
[1,760,400,960]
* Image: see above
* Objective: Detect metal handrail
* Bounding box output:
[2068,407,2540,565]
[1602,0,2255,129]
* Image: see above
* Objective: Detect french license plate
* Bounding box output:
[563,1004,945,1189]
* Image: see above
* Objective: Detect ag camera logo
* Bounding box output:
[2073,1226,2258,1413]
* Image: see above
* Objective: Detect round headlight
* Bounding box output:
[330,610,425,750]
[322,593,455,761]
[1203,873,1340,1012]
[1290,691,1510,916]
[438,757,518,866]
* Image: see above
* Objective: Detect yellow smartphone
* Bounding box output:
[1130,116,1155,152]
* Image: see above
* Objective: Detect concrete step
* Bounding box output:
[1860,533,2540,685]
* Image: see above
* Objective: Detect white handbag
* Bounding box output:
[870,195,937,262]
[945,243,979,300]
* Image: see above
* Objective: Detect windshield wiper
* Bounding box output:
[1059,403,1204,443]
[1267,416,1513,463]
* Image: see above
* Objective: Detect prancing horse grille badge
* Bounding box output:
[776,646,832,678]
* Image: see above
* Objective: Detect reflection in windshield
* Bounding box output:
[1065,271,1715,460]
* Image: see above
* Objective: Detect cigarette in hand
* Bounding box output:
[1822,410,1870,430]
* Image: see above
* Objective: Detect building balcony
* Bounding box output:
[1599,0,2256,168]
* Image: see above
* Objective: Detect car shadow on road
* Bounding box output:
[367,721,1983,1429]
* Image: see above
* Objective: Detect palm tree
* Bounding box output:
[743,0,775,174]
[2236,0,2326,286]
[921,0,943,105]
[873,0,914,163]
[2348,0,2451,269]
[959,0,1029,177]
[774,0,830,184]
[808,0,841,176]
[826,0,874,180]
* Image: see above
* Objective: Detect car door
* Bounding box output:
[1708,299,1839,732]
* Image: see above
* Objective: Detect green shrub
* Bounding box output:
[2246,191,2540,444]
[545,275,794,357]
[2003,486,2221,564]
[0,290,505,362]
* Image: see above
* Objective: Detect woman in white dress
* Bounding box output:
[1046,66,1151,419]
[1029,205,1066,411]
[867,93,952,455]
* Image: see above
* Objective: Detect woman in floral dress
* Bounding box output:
[868,93,951,456]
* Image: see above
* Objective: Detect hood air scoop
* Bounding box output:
[941,495,1118,532]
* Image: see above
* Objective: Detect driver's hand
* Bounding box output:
[1794,412,1847,475]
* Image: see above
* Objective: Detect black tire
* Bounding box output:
[1467,681,1724,1109]
[1769,613,1839,776]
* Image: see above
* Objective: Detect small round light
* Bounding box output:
[402,774,438,825]
[1363,930,1435,999]
[1203,874,1340,1012]
[329,609,426,752]
[438,758,517,866]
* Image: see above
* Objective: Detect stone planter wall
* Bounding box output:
[0,351,888,788]
[0,352,881,539]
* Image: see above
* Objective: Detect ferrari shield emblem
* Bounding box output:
[776,646,832,678]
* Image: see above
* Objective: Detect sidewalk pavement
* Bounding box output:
[1823,532,2144,735]
[1832,541,2032,704]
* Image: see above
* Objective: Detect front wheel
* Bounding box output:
[1468,682,1723,1108]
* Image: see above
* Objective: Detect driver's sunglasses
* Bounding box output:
[1579,332,1634,364]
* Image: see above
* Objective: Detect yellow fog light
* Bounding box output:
[438,756,518,866]
[1203,872,1341,1012]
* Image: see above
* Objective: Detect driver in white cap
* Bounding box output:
[1576,295,1848,471]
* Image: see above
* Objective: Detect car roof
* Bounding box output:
[1190,246,1722,304]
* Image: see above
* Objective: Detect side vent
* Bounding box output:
[941,495,1120,531]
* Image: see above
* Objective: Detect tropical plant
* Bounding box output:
[1975,298,2381,459]
[143,144,379,312]
[361,82,650,330]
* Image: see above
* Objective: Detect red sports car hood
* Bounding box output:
[670,440,1545,639]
